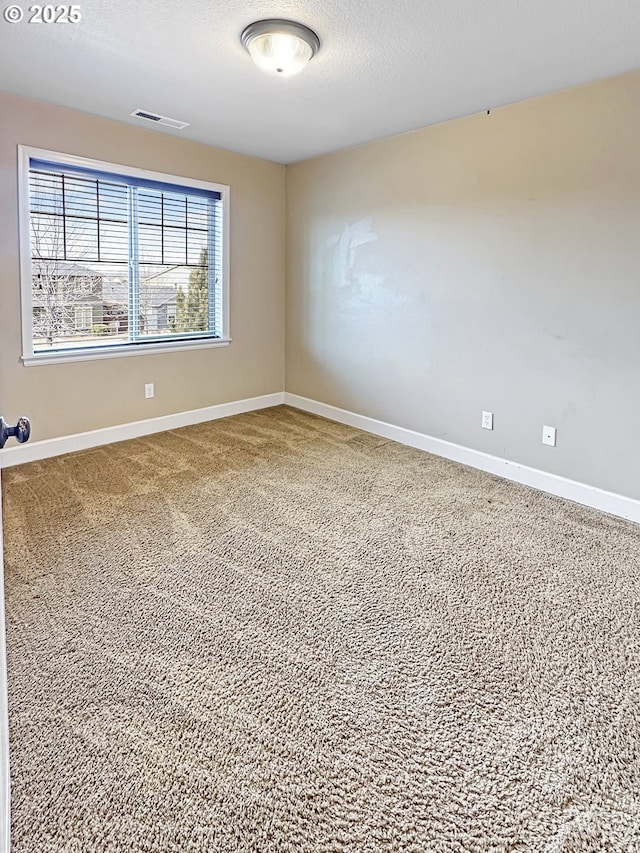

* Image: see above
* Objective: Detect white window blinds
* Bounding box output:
[27,156,225,355]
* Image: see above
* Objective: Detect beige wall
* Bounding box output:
[286,72,640,499]
[0,92,285,441]
[3,75,640,500]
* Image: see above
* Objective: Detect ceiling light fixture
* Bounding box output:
[241,19,320,77]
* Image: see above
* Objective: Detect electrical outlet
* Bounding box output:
[481,411,493,430]
[144,383,154,399]
[542,425,556,446]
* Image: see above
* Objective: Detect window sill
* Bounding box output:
[22,337,231,366]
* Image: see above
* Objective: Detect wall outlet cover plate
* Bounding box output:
[482,411,493,430]
[542,425,556,446]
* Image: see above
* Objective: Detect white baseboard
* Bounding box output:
[284,393,640,524]
[3,386,638,519]
[0,392,285,468]
[0,517,9,853]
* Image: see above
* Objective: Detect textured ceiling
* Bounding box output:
[1,0,639,163]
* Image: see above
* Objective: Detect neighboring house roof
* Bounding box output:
[101,279,128,304]
[141,286,179,309]
[142,265,185,284]
[34,269,182,313]
[32,260,102,279]
[103,276,181,309]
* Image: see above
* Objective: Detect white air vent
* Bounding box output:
[130,109,190,130]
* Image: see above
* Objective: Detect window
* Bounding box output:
[74,305,93,331]
[19,147,229,364]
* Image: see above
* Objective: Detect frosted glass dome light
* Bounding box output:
[241,19,320,77]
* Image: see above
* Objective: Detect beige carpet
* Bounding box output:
[2,405,640,852]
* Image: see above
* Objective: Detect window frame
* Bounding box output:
[18,145,231,365]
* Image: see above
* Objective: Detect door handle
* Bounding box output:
[0,416,31,449]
